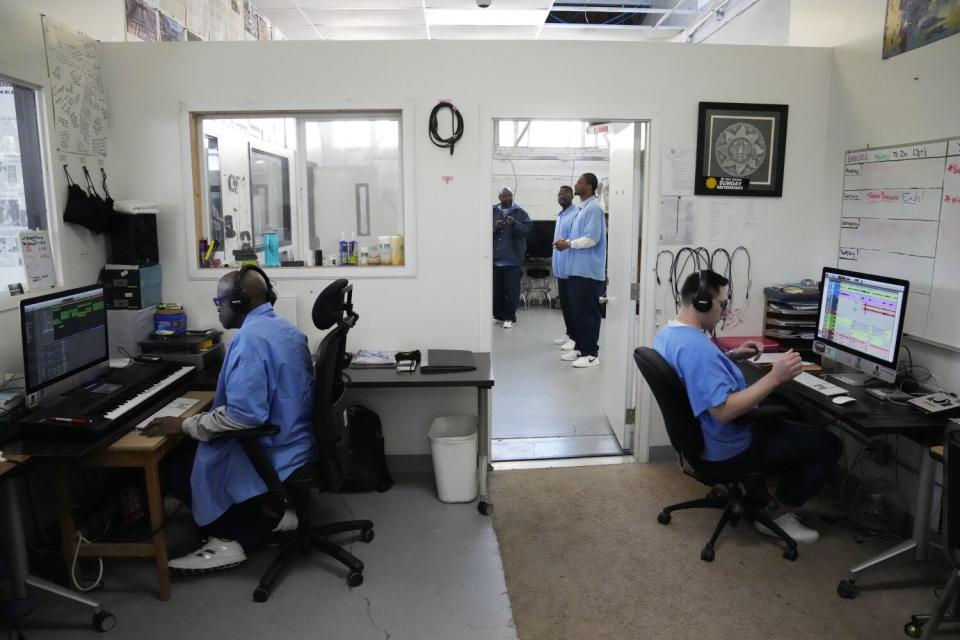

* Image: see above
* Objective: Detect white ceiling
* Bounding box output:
[256,0,694,41]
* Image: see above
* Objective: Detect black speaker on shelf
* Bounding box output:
[109,213,158,266]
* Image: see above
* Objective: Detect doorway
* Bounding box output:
[489,119,648,462]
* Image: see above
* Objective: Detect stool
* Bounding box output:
[522,267,552,307]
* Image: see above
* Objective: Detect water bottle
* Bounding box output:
[263,230,280,267]
[349,232,359,265]
[338,232,348,265]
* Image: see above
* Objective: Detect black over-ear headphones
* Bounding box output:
[229,265,278,311]
[692,270,713,313]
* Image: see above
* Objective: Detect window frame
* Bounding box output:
[0,66,61,308]
[182,103,417,281]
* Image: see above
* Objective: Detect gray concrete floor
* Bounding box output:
[16,473,516,640]
[491,305,623,461]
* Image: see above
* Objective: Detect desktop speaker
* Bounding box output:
[109,213,158,266]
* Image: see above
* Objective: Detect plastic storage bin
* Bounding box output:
[427,415,479,503]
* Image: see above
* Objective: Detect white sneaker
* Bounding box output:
[754,512,819,543]
[572,356,599,368]
[272,509,299,533]
[560,339,576,351]
[561,350,580,361]
[503,321,515,329]
[168,537,247,573]
[553,335,569,345]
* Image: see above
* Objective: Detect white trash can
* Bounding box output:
[427,415,479,503]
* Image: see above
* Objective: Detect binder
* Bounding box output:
[421,350,476,374]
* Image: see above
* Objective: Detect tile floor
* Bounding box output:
[491,305,624,461]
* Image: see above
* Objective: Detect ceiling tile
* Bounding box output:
[426,0,552,8]
[301,8,425,27]
[425,8,548,25]
[297,0,423,8]
[251,0,301,8]
[271,24,324,39]
[257,8,307,26]
[429,25,541,38]
[319,25,429,39]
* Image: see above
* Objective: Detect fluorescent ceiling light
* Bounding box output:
[424,9,548,26]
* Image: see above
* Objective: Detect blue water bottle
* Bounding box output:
[263,230,280,267]
[338,232,348,265]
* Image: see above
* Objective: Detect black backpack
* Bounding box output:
[323,405,393,493]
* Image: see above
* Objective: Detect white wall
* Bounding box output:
[0,1,125,378]
[694,0,791,45]
[97,40,834,455]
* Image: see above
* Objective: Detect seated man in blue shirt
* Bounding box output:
[144,267,316,572]
[653,270,841,543]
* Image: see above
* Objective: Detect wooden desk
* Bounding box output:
[346,353,496,514]
[741,362,950,598]
[54,391,213,601]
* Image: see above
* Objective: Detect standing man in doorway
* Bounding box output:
[554,173,606,368]
[492,187,532,329]
[552,185,578,351]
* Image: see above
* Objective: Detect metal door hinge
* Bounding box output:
[630,283,640,301]
[625,408,636,424]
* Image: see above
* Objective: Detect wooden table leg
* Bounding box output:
[144,458,170,600]
[54,465,79,587]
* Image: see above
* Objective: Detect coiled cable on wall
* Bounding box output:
[428,101,464,155]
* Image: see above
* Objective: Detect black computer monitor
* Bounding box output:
[20,285,109,395]
[814,267,909,385]
[526,220,556,260]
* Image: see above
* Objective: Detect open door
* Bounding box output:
[600,123,643,451]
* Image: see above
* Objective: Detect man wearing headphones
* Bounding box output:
[143,267,316,573]
[653,270,841,544]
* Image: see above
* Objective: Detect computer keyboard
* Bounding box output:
[793,372,847,397]
[133,396,202,430]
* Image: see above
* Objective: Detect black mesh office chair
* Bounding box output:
[633,346,799,562]
[904,424,960,638]
[212,279,374,602]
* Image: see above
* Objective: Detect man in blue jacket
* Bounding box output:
[492,187,532,329]
[144,268,316,572]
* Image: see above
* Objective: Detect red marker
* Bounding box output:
[46,417,90,424]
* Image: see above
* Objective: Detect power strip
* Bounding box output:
[908,393,960,414]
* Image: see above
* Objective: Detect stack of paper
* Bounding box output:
[350,350,397,368]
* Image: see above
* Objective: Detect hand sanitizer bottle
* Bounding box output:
[349,232,359,265]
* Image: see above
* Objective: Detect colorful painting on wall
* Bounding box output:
[883,0,960,59]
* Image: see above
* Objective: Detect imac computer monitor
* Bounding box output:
[813,267,909,385]
[526,220,556,260]
[20,285,109,395]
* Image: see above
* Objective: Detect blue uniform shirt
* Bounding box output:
[190,303,317,526]
[567,196,607,281]
[492,204,532,267]
[652,322,750,461]
[551,204,578,279]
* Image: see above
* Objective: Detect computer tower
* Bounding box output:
[109,213,158,266]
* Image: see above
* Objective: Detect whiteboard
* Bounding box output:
[840,137,960,350]
[42,16,108,156]
[18,230,56,291]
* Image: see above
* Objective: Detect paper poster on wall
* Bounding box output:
[18,230,56,292]
[42,16,108,157]
[658,196,694,245]
[125,0,159,41]
[662,146,694,196]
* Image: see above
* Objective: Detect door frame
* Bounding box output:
[478,112,662,462]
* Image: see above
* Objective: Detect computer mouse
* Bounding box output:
[801,278,816,287]
[832,396,857,406]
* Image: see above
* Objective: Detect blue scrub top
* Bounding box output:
[551,204,578,279]
[190,303,317,526]
[567,196,607,282]
[652,322,750,462]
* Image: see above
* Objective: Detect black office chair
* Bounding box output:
[633,346,799,562]
[212,279,374,602]
[904,425,960,638]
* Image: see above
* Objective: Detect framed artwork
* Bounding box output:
[694,102,788,197]
[883,0,960,59]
